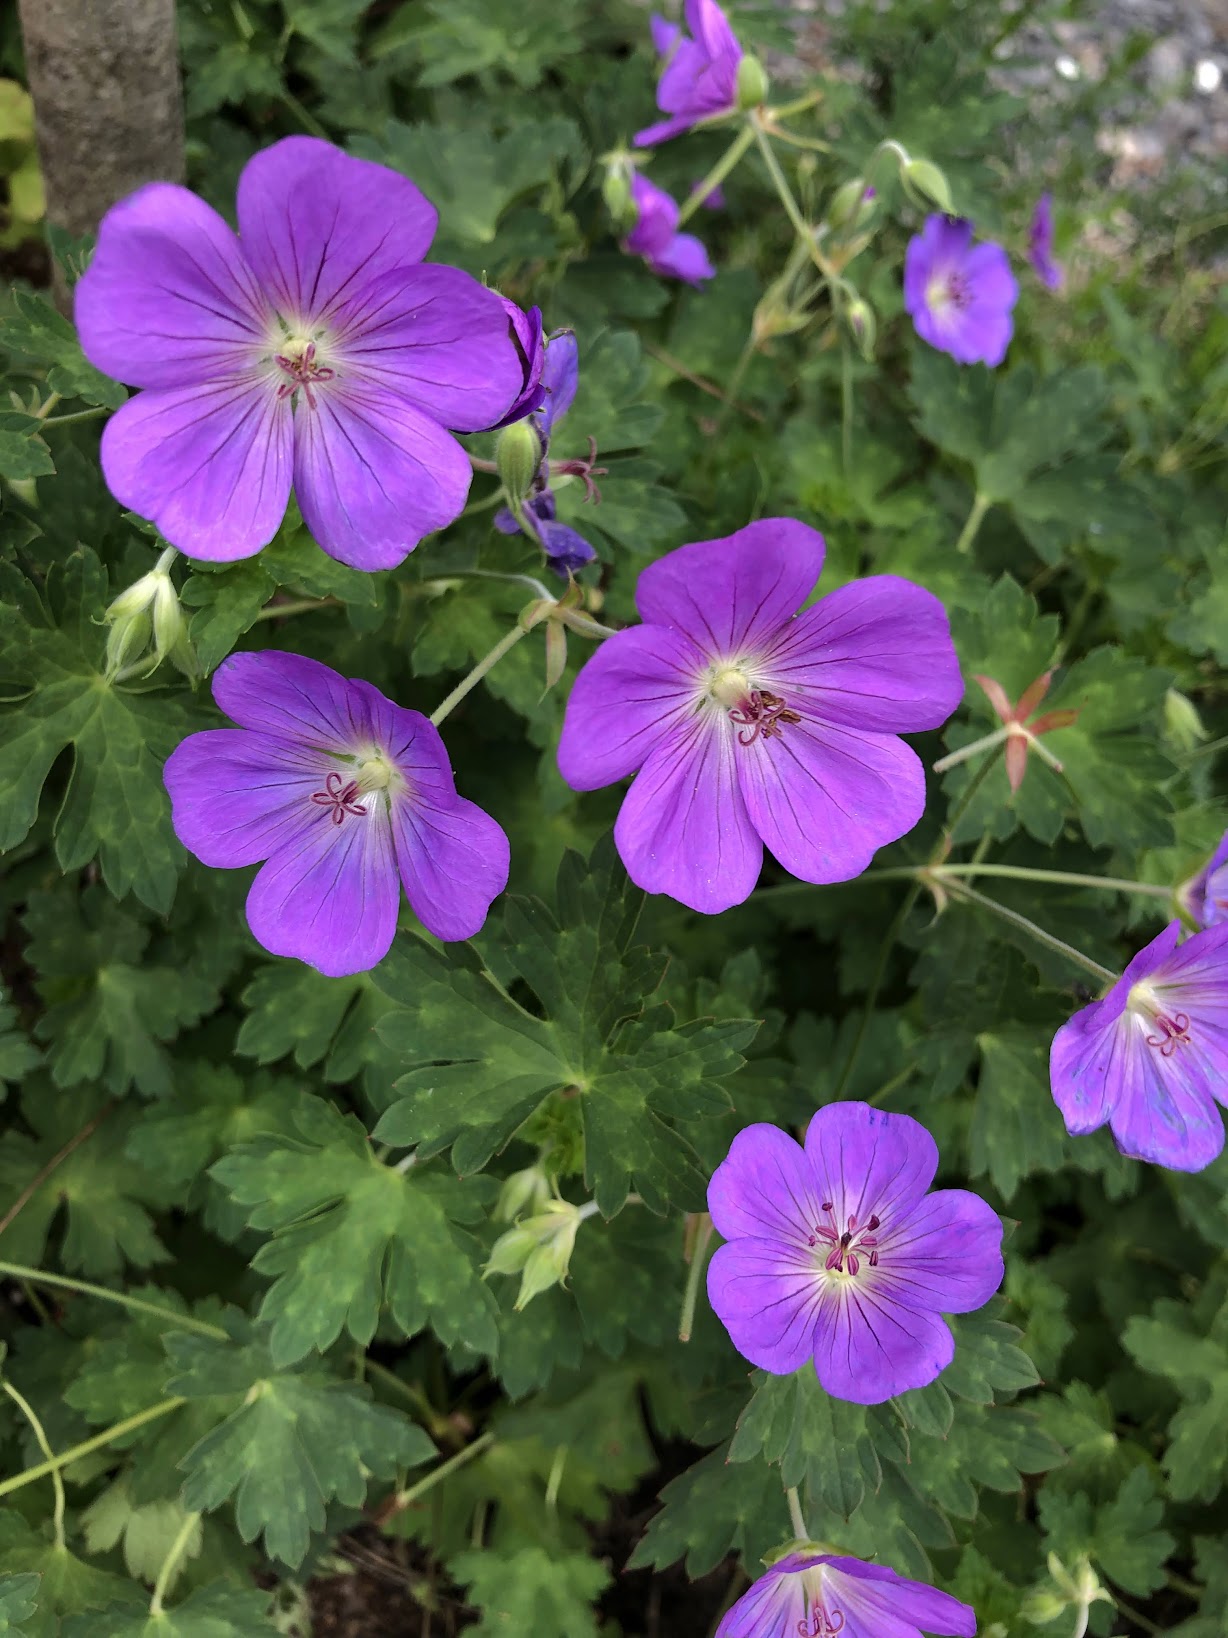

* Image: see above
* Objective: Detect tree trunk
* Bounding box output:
[17,0,186,246]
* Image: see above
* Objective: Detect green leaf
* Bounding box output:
[23,888,218,1097]
[0,1576,39,1636]
[0,288,127,408]
[728,1367,880,1517]
[383,0,585,89]
[0,552,198,913]
[940,1308,1041,1403]
[971,1028,1069,1200]
[626,1446,786,1578]
[1038,1467,1175,1598]
[0,413,54,480]
[80,1480,201,1592]
[0,1514,138,1638]
[449,1546,609,1638]
[167,1322,435,1567]
[1123,1293,1228,1502]
[62,1587,275,1638]
[371,842,755,1214]
[0,987,40,1091]
[563,329,663,456]
[210,1096,498,1366]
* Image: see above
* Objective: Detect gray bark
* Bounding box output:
[17,0,186,242]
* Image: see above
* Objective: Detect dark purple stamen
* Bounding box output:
[1145,1011,1191,1057]
[797,1605,845,1636]
[276,339,335,409]
[812,1204,880,1275]
[310,770,367,825]
[727,688,802,747]
[551,435,608,503]
[945,271,972,310]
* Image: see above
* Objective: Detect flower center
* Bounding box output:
[811,1203,880,1276]
[728,688,802,746]
[275,334,335,409]
[1128,982,1193,1058]
[355,753,396,795]
[310,770,367,825]
[797,1609,845,1638]
[926,270,972,314]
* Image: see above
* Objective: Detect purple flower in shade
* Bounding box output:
[556,520,963,915]
[715,1551,975,1638]
[490,300,547,428]
[903,216,1019,367]
[1050,920,1228,1172]
[1028,193,1063,291]
[706,1103,1004,1404]
[75,136,522,570]
[690,179,727,210]
[636,1,743,147]
[163,651,510,976]
[624,175,715,286]
[1189,832,1228,927]
[494,330,597,577]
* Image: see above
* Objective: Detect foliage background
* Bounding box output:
[0,0,1226,1633]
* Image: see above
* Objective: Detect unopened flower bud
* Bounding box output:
[828,177,870,229]
[495,418,542,509]
[902,157,955,216]
[104,608,151,678]
[846,297,876,360]
[485,1198,589,1310]
[602,167,633,227]
[495,1164,551,1223]
[151,573,186,659]
[1164,687,1207,754]
[735,54,769,110]
[103,549,183,680]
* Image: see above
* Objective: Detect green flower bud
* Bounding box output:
[104,608,152,678]
[151,572,186,660]
[735,54,769,110]
[902,157,955,216]
[495,1163,551,1224]
[828,176,869,229]
[485,1198,589,1310]
[602,167,633,227]
[846,297,876,361]
[495,418,542,509]
[1164,686,1207,754]
[103,547,184,681]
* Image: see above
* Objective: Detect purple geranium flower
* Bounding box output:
[556,519,963,914]
[491,299,547,428]
[163,651,510,976]
[706,1103,1003,1404]
[76,136,522,570]
[636,0,743,147]
[903,216,1018,367]
[1189,832,1228,927]
[691,179,726,210]
[715,1551,975,1638]
[494,330,597,577]
[624,175,715,285]
[1028,193,1063,290]
[1050,920,1228,1172]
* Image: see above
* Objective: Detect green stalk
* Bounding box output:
[786,1486,807,1539]
[394,1432,495,1508]
[149,1511,199,1616]
[941,878,1116,984]
[3,1382,66,1548]
[678,1214,715,1342]
[676,124,756,225]
[954,491,991,554]
[932,863,1174,900]
[0,1398,186,1501]
[0,1262,228,1338]
[429,623,533,727]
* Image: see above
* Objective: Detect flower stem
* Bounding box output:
[676,124,756,225]
[0,1102,114,1240]
[393,1432,495,1509]
[40,406,109,428]
[3,1382,66,1548]
[840,343,854,473]
[0,1261,228,1338]
[932,725,1010,774]
[428,622,533,727]
[940,878,1117,984]
[149,1510,199,1615]
[751,118,822,267]
[786,1485,807,1540]
[280,88,328,140]
[955,491,992,554]
[679,1213,715,1343]
[0,1397,186,1501]
[833,883,921,1099]
[932,863,1175,900]
[253,596,339,622]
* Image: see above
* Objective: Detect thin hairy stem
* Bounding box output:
[0,1398,185,1501]
[393,1432,495,1508]
[955,491,992,554]
[676,124,756,226]
[149,1510,199,1615]
[429,623,532,726]
[0,1262,228,1338]
[679,1213,715,1343]
[941,878,1116,984]
[786,1485,807,1539]
[3,1381,66,1548]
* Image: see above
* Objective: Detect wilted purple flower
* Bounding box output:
[1028,193,1063,290]
[494,330,596,576]
[556,520,962,914]
[706,1103,1003,1404]
[715,1551,976,1638]
[903,216,1018,367]
[1050,920,1228,1172]
[636,0,744,147]
[163,651,510,976]
[624,175,715,285]
[76,137,522,569]
[1190,833,1228,927]
[491,300,547,428]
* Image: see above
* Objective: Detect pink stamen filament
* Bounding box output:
[1145,1011,1191,1057]
[797,1605,845,1636]
[275,340,336,409]
[809,1204,881,1274]
[310,770,367,825]
[727,688,802,746]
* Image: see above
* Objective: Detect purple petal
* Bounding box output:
[292,382,472,570]
[876,1189,1004,1315]
[650,14,681,54]
[99,378,292,562]
[557,624,702,791]
[634,519,826,656]
[715,1559,812,1638]
[246,804,401,977]
[813,1283,955,1403]
[706,1239,822,1374]
[235,136,437,325]
[634,112,702,147]
[209,650,368,748]
[538,331,579,433]
[613,714,762,913]
[626,175,679,259]
[536,517,597,575]
[1190,832,1228,927]
[75,182,271,389]
[331,264,524,433]
[963,241,1019,311]
[762,576,963,733]
[163,728,326,868]
[803,1103,939,1225]
[736,718,927,885]
[707,1122,825,1245]
[827,1561,977,1638]
[489,300,546,428]
[648,232,715,285]
[686,0,741,63]
[394,794,510,942]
